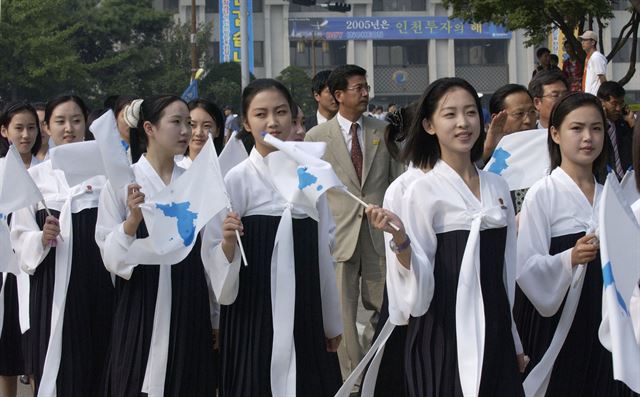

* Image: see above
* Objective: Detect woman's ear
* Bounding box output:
[0,125,7,139]
[550,125,561,145]
[242,119,251,133]
[422,118,436,136]
[143,120,154,138]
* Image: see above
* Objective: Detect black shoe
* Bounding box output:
[19,375,29,385]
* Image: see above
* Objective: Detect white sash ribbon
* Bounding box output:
[0,273,6,336]
[141,265,172,397]
[270,204,297,396]
[38,184,89,397]
[523,221,596,397]
[455,206,505,397]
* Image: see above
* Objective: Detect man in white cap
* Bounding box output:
[579,30,607,95]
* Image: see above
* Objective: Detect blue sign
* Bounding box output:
[219,0,254,72]
[289,17,511,41]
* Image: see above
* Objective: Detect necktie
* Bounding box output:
[607,122,624,179]
[350,123,363,182]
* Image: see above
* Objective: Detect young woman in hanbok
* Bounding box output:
[202,78,342,397]
[176,98,225,170]
[366,77,525,397]
[0,102,42,397]
[95,95,215,396]
[514,92,638,397]
[10,95,114,396]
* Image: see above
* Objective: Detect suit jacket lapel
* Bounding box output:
[326,118,361,188]
[362,118,380,185]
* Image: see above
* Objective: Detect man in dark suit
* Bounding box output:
[304,70,338,131]
[597,81,634,180]
[305,65,403,386]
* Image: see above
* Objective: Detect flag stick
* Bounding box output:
[41,200,64,243]
[225,193,249,266]
[341,190,401,232]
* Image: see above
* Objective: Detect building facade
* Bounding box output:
[153,0,639,106]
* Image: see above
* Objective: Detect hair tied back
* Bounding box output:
[123,99,144,128]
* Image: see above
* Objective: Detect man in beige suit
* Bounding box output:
[305,64,402,384]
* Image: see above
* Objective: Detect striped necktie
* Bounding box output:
[607,122,624,179]
[350,123,363,182]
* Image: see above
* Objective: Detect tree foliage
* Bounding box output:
[443,0,639,84]
[0,0,216,107]
[276,66,314,116]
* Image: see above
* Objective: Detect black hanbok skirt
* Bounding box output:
[514,232,638,397]
[405,227,524,397]
[30,208,115,396]
[101,222,215,397]
[0,273,24,375]
[219,215,341,397]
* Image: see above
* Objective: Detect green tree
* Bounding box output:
[276,66,314,116]
[443,0,639,84]
[200,62,255,113]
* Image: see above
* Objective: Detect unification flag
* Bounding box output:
[126,139,229,265]
[90,110,135,190]
[219,131,249,177]
[620,170,640,209]
[598,172,640,393]
[50,141,105,187]
[263,133,344,220]
[181,79,198,102]
[484,128,550,191]
[0,146,44,274]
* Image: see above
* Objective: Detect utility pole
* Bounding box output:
[190,0,198,80]
[240,0,250,89]
[311,31,317,77]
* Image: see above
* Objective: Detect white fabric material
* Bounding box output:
[218,131,249,177]
[90,110,135,190]
[620,170,640,209]
[483,128,550,191]
[0,146,44,275]
[17,271,30,333]
[172,152,220,329]
[399,160,519,396]
[0,273,6,336]
[316,110,328,125]
[49,141,105,187]
[125,140,228,265]
[201,148,342,397]
[597,173,640,393]
[336,112,364,153]
[584,50,608,96]
[95,155,183,397]
[10,160,104,397]
[516,167,601,397]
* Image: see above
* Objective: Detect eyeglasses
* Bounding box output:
[541,91,568,99]
[509,110,538,120]
[344,84,371,93]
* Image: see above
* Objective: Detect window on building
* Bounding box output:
[374,41,427,66]
[289,40,347,69]
[611,36,639,63]
[454,40,508,65]
[165,0,179,11]
[612,1,630,11]
[254,41,264,67]
[253,0,263,12]
[205,0,217,13]
[373,0,426,12]
[289,3,330,12]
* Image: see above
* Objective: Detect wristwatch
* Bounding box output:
[389,234,411,254]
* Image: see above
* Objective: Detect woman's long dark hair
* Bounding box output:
[0,101,43,157]
[547,92,607,176]
[188,98,225,155]
[401,77,485,169]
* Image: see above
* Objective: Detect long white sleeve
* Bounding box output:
[10,205,50,275]
[94,181,137,279]
[317,196,342,338]
[516,187,573,317]
[395,183,435,319]
[201,209,241,305]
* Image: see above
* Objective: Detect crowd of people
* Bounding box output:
[0,32,639,397]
